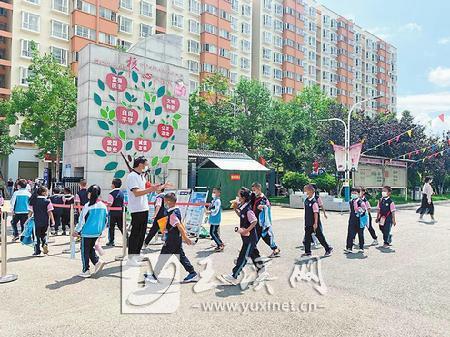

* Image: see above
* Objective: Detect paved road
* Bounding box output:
[1,204,449,337]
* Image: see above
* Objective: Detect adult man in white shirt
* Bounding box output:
[126,156,168,256]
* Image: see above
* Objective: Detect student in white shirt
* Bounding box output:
[417,176,436,223]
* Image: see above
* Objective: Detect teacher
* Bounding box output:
[417,176,436,223]
[126,156,168,256]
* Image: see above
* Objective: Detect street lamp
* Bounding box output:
[319,95,383,202]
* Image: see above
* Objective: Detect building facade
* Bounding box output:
[0,0,396,181]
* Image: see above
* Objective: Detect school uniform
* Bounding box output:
[152,207,195,277]
[62,193,74,233]
[144,192,165,245]
[378,197,396,245]
[361,196,377,241]
[50,193,64,233]
[304,197,331,255]
[253,194,278,250]
[231,202,263,279]
[75,201,108,273]
[107,188,124,245]
[10,188,31,238]
[30,196,54,255]
[209,197,223,247]
[74,188,88,223]
[346,198,365,250]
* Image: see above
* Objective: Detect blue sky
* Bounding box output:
[319,0,450,135]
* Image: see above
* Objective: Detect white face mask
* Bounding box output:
[382,192,388,198]
[143,165,149,172]
[351,194,358,200]
[211,193,216,199]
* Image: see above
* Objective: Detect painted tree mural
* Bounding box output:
[92,61,184,180]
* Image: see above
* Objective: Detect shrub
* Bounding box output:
[282,172,310,192]
[312,173,337,193]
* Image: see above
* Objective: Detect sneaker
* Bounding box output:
[343,248,353,254]
[32,252,43,257]
[268,248,281,258]
[255,271,269,283]
[372,240,378,246]
[221,274,239,286]
[106,242,115,247]
[358,249,364,254]
[78,271,91,278]
[300,253,312,257]
[144,274,158,284]
[382,244,390,248]
[324,247,333,256]
[12,236,19,242]
[214,245,225,252]
[94,260,105,274]
[42,244,49,255]
[61,232,67,236]
[182,272,199,283]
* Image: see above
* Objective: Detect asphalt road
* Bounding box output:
[0,204,449,337]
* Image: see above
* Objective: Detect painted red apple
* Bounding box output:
[162,95,180,113]
[102,137,123,153]
[116,106,138,125]
[174,81,186,97]
[106,73,127,92]
[134,138,152,152]
[157,124,174,138]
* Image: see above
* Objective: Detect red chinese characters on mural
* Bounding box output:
[116,106,138,125]
[127,56,139,72]
[162,96,180,113]
[102,137,123,153]
[134,138,152,152]
[106,73,127,92]
[157,124,174,138]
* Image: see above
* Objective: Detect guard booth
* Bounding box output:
[189,150,269,208]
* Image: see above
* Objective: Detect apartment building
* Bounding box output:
[0,0,396,180]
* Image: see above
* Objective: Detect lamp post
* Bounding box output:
[319,95,382,202]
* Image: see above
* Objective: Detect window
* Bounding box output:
[187,60,199,73]
[263,0,271,10]
[140,23,152,37]
[241,4,251,16]
[99,32,117,46]
[230,72,238,84]
[219,48,229,58]
[120,0,132,10]
[273,68,282,80]
[53,0,68,13]
[202,23,217,34]
[263,31,272,44]
[21,39,38,58]
[273,85,282,96]
[187,40,199,53]
[22,12,40,32]
[189,0,200,13]
[263,15,272,28]
[230,53,238,66]
[74,25,95,40]
[230,34,237,48]
[240,57,250,70]
[171,14,183,29]
[202,63,216,73]
[51,20,69,40]
[241,39,250,52]
[20,67,31,86]
[202,43,217,54]
[75,0,96,15]
[273,35,282,48]
[203,3,217,15]
[274,4,283,16]
[189,80,198,92]
[140,1,152,17]
[262,65,271,77]
[274,20,283,32]
[262,48,271,60]
[50,46,68,66]
[273,52,282,64]
[231,0,238,12]
[173,0,184,8]
[99,7,116,21]
[118,39,132,50]
[219,29,229,40]
[241,22,250,35]
[230,16,238,31]
[119,16,133,33]
[188,19,200,34]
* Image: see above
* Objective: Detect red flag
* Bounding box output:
[438,113,445,122]
[388,139,392,145]
[415,150,420,155]
[395,135,401,142]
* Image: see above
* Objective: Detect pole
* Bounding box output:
[0,210,18,283]
[115,207,127,261]
[62,205,79,258]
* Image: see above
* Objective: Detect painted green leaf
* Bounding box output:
[98,120,109,130]
[143,117,149,130]
[154,168,162,175]
[132,71,139,83]
[94,150,107,157]
[98,79,105,91]
[137,121,142,126]
[150,119,155,124]
[118,129,126,140]
[153,132,157,138]
[108,120,114,126]
[130,129,135,134]
[160,140,168,150]
[108,110,116,120]
[110,67,117,74]
[121,100,128,106]
[173,113,182,120]
[151,156,159,167]
[100,108,108,119]
[108,94,115,102]
[172,119,179,130]
[156,86,165,98]
[161,155,170,164]
[125,141,133,151]
[118,71,124,76]
[171,145,175,151]
[144,102,151,112]
[145,92,151,102]
[94,93,102,106]
[167,90,172,96]
[152,95,157,103]
[125,92,133,102]
[105,162,118,171]
[171,135,175,141]
[132,97,138,103]
[114,170,126,179]
[155,106,162,116]
[141,81,145,88]
[148,81,153,88]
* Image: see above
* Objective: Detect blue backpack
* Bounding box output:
[20,217,35,246]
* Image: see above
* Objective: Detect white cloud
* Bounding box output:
[368,26,393,40]
[428,67,450,87]
[399,22,422,33]
[438,37,450,45]
[398,92,450,136]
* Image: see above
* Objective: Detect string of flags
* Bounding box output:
[361,127,417,155]
[397,140,450,160]
[409,147,450,165]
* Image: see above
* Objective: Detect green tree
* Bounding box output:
[281,171,310,192]
[312,173,338,193]
[0,98,19,157]
[5,43,77,181]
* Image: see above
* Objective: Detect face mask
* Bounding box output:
[351,194,358,200]
[143,165,149,172]
[382,192,388,198]
[211,193,216,199]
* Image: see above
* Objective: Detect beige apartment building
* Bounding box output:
[0,0,396,181]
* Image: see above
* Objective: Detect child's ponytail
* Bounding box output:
[87,185,101,206]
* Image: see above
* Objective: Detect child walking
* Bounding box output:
[207,187,224,252]
[144,192,198,284]
[61,187,74,235]
[74,185,108,278]
[50,187,64,235]
[10,179,31,241]
[106,179,124,246]
[376,186,397,248]
[29,186,55,256]
[144,186,166,247]
[360,188,378,245]
[345,188,367,254]
[301,184,333,258]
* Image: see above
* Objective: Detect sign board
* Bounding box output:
[184,191,208,237]
[353,156,408,189]
[230,174,240,181]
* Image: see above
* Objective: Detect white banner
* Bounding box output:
[333,144,346,172]
[349,143,363,171]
